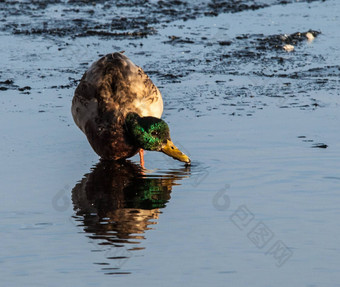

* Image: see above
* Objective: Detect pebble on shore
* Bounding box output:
[283,44,294,52]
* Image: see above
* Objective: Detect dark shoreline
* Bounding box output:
[0,0,323,38]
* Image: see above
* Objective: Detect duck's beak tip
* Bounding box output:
[161,140,191,165]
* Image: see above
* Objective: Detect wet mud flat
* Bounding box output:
[0,0,321,37]
[1,0,338,114]
[1,0,340,286]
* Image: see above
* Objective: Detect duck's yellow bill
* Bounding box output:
[161,140,191,165]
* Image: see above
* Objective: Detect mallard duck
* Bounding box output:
[72,52,190,166]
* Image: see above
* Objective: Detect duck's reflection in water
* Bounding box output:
[71,160,190,274]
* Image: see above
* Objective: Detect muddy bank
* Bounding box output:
[0,0,323,38]
[1,2,338,123]
[0,0,337,118]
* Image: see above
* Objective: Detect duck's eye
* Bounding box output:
[151,131,158,137]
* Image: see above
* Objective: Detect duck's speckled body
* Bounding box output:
[72,52,163,160]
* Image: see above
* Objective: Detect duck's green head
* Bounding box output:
[125,113,190,164]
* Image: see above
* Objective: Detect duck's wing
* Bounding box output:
[72,77,138,160]
[72,77,100,133]
[80,52,163,119]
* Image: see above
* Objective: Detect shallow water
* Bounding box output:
[1,0,340,286]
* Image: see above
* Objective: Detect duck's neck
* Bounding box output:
[125,112,140,131]
[125,112,143,142]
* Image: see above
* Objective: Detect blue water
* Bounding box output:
[1,0,340,286]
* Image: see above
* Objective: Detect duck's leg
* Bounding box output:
[139,149,145,168]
